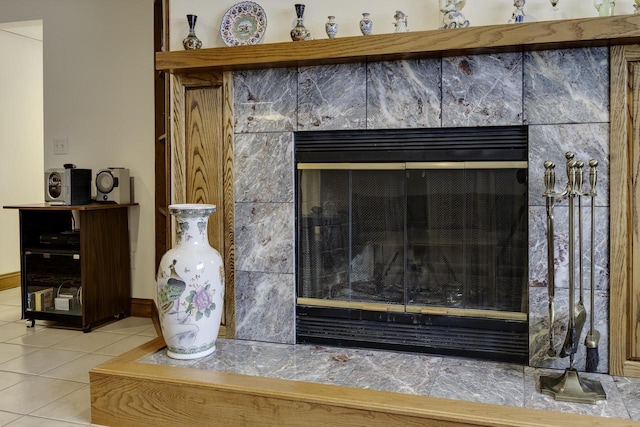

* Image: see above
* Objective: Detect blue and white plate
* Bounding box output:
[220,1,267,46]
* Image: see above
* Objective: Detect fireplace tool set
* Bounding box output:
[539,152,606,403]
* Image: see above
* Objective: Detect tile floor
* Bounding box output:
[0,287,157,426]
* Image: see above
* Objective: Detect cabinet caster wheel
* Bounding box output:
[26,319,35,328]
[82,324,92,333]
[115,311,127,320]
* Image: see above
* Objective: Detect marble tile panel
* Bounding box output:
[138,350,200,368]
[366,59,441,129]
[524,47,609,125]
[341,350,443,395]
[272,345,361,385]
[191,339,296,376]
[429,358,525,407]
[297,63,366,130]
[235,202,294,273]
[441,53,523,127]
[233,68,297,133]
[235,271,295,344]
[529,286,609,373]
[528,123,609,207]
[524,367,628,419]
[613,376,640,421]
[234,132,293,203]
[529,206,610,292]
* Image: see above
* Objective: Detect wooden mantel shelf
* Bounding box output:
[156,14,640,73]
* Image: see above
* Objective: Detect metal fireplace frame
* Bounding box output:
[294,126,530,363]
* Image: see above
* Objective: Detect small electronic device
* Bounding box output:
[44,164,92,205]
[95,167,130,204]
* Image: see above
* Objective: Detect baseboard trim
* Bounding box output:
[130,298,154,318]
[131,298,163,337]
[0,272,19,291]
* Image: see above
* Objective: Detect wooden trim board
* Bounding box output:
[609,44,640,377]
[0,271,19,292]
[90,338,635,427]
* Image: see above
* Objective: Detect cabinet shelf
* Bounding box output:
[156,15,640,74]
[3,203,134,332]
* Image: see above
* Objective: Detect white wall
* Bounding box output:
[0,22,43,274]
[0,0,156,299]
[169,0,636,50]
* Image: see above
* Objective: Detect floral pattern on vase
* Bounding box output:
[156,204,224,359]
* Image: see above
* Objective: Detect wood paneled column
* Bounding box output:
[170,72,235,338]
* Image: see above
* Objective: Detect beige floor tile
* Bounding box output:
[0,410,21,425]
[92,335,154,357]
[40,353,113,383]
[136,324,159,337]
[49,331,127,353]
[95,316,154,335]
[0,347,85,375]
[7,327,82,348]
[0,322,36,343]
[0,289,21,306]
[0,343,37,364]
[0,371,32,392]
[4,415,87,426]
[0,306,22,322]
[30,385,92,425]
[0,376,84,415]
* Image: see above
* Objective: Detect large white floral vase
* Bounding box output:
[156,204,224,359]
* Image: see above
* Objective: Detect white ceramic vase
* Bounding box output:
[156,204,224,359]
[325,16,338,39]
[360,13,373,35]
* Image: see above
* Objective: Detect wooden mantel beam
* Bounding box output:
[156,14,640,74]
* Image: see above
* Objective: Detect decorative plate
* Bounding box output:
[220,1,267,46]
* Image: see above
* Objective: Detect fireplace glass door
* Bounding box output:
[297,162,528,317]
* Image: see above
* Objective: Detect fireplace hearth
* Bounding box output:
[295,126,530,363]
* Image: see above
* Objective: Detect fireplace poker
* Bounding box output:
[560,159,580,359]
[575,161,587,349]
[585,159,600,372]
[543,161,557,357]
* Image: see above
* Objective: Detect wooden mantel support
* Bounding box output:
[156,15,640,73]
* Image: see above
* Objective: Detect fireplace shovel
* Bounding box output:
[543,161,557,357]
[560,157,587,358]
[584,159,600,372]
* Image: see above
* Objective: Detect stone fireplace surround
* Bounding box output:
[231,47,610,373]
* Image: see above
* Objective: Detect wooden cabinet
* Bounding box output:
[4,204,134,332]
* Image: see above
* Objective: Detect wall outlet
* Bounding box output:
[53,138,68,155]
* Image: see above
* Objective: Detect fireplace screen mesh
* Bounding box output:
[298,164,528,314]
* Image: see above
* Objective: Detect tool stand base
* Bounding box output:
[540,368,606,404]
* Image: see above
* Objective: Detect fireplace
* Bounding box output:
[295,126,529,363]
[228,46,610,372]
